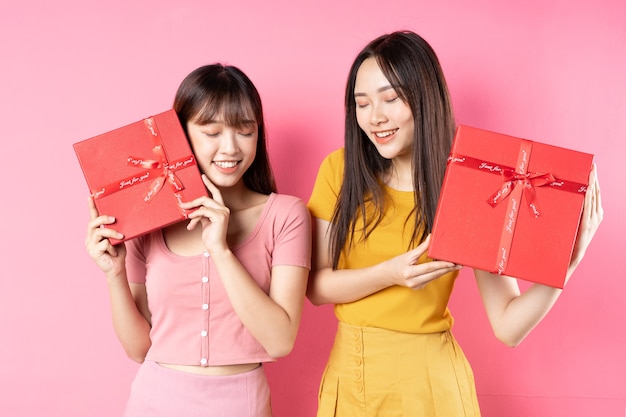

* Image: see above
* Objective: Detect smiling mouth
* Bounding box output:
[213,161,239,169]
[373,129,398,143]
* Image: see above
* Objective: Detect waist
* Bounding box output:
[157,362,261,376]
[333,281,456,333]
[333,321,456,356]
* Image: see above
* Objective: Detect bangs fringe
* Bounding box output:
[192,90,257,128]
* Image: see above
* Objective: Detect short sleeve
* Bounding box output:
[124,235,147,284]
[307,148,345,221]
[271,196,312,270]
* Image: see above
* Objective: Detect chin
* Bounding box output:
[374,147,400,160]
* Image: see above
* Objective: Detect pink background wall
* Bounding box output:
[1,1,624,416]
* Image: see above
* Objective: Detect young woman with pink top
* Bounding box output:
[85,64,311,417]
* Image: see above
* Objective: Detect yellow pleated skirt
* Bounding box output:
[317,321,481,417]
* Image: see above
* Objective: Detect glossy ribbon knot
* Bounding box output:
[127,119,185,203]
[488,168,556,218]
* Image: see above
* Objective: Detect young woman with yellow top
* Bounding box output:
[307,31,603,417]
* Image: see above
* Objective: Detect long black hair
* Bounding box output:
[329,31,455,268]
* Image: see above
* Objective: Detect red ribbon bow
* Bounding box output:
[127,118,186,202]
[487,168,556,218]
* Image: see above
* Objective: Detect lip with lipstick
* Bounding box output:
[373,129,398,144]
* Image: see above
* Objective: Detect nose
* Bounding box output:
[220,131,239,154]
[369,102,387,125]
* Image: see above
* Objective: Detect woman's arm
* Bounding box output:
[474,271,561,347]
[105,274,152,362]
[306,218,461,305]
[180,177,310,358]
[209,249,309,358]
[475,164,603,347]
[85,198,152,363]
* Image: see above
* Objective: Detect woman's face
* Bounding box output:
[186,117,258,189]
[354,57,415,161]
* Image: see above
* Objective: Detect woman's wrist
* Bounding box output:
[105,269,128,285]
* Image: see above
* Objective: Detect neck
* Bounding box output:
[385,157,414,191]
[219,182,267,211]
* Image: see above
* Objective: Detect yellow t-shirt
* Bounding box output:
[308,148,457,333]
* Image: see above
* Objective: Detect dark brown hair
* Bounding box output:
[329,31,455,268]
[173,64,276,195]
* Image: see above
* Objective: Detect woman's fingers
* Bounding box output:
[568,164,603,269]
[404,262,460,289]
[406,260,460,277]
[86,215,123,241]
[86,197,119,230]
[180,196,223,213]
[186,216,202,231]
[415,234,431,251]
[590,164,603,217]
[388,234,461,289]
[180,176,225,210]
[582,164,603,228]
[181,178,229,230]
[85,197,124,251]
[85,225,124,255]
[403,234,431,263]
[201,175,224,205]
[87,214,115,231]
[90,236,117,257]
[88,196,99,220]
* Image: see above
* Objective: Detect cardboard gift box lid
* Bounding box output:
[427,125,592,288]
[73,109,208,245]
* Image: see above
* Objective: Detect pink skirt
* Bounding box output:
[124,361,272,417]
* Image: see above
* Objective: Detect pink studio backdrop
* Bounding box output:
[1,1,624,416]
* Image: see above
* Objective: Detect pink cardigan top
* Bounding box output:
[125,193,311,366]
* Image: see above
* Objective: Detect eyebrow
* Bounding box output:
[201,119,257,126]
[354,85,396,97]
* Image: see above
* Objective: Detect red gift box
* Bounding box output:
[73,109,208,245]
[428,125,592,288]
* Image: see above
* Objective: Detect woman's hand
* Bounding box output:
[180,175,230,254]
[386,235,462,290]
[472,165,604,347]
[569,163,604,270]
[85,197,151,362]
[85,197,126,276]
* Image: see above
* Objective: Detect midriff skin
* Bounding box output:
[159,362,261,376]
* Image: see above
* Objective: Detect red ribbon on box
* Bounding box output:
[447,139,587,275]
[90,117,197,218]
